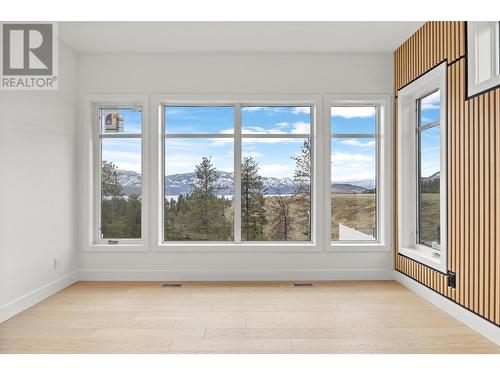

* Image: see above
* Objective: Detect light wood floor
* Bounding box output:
[0,281,498,353]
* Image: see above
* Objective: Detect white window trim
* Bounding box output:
[81,93,392,254]
[324,95,391,253]
[397,62,448,273]
[467,21,500,98]
[149,94,323,253]
[81,94,150,252]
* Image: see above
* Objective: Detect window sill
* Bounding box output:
[399,246,446,273]
[328,242,388,253]
[83,243,148,253]
[152,242,320,253]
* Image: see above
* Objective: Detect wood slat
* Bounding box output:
[394,22,499,326]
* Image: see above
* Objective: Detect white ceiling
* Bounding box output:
[59,22,423,53]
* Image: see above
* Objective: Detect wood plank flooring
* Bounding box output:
[0,281,498,353]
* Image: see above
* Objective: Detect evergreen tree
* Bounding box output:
[191,157,223,233]
[291,139,311,239]
[101,161,123,197]
[268,185,293,241]
[163,157,232,241]
[101,161,141,239]
[191,157,223,198]
[241,156,267,240]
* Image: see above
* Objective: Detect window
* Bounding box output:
[467,21,500,97]
[163,106,235,241]
[97,105,143,243]
[162,104,312,243]
[331,106,378,242]
[241,106,312,241]
[397,62,447,273]
[416,91,441,250]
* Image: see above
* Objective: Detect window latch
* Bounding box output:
[107,240,119,245]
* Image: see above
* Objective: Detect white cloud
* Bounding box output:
[259,163,294,178]
[331,152,375,182]
[242,151,263,158]
[102,150,141,173]
[331,152,372,163]
[276,122,290,128]
[291,121,310,134]
[292,107,310,115]
[331,106,375,119]
[421,90,440,110]
[340,139,375,147]
[243,126,287,134]
[242,107,263,112]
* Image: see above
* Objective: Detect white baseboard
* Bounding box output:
[395,271,500,346]
[79,268,394,281]
[0,271,79,323]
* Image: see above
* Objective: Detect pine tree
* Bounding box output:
[191,157,223,198]
[100,161,141,239]
[241,156,267,240]
[268,185,293,241]
[291,139,311,239]
[176,157,232,240]
[101,161,123,197]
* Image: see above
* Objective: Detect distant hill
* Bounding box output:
[116,170,373,196]
[331,183,367,194]
[420,171,440,193]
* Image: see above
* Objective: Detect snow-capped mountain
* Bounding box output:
[117,170,373,196]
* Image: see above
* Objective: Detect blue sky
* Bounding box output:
[164,106,311,178]
[419,90,441,178]
[101,103,439,182]
[331,106,376,183]
[101,108,142,172]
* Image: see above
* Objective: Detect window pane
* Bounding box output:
[164,138,234,241]
[101,108,142,134]
[331,106,376,134]
[418,125,441,249]
[331,138,376,241]
[477,22,493,83]
[242,106,311,134]
[241,138,311,241]
[164,106,234,134]
[101,138,142,239]
[419,90,440,126]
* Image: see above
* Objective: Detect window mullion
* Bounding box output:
[234,104,242,243]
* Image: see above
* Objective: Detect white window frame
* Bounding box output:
[81,94,149,252]
[324,95,391,253]
[150,95,322,253]
[467,21,500,98]
[397,62,448,273]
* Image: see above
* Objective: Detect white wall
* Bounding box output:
[0,40,79,317]
[78,52,394,280]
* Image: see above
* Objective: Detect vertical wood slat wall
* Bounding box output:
[394,21,500,326]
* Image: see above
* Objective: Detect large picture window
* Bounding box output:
[86,95,389,251]
[162,104,312,243]
[97,106,143,242]
[331,106,377,242]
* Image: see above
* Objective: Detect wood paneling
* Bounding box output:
[394,21,500,326]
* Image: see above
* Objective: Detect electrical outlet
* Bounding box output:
[53,257,60,270]
[447,271,456,288]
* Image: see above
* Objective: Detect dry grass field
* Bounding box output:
[331,194,376,240]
